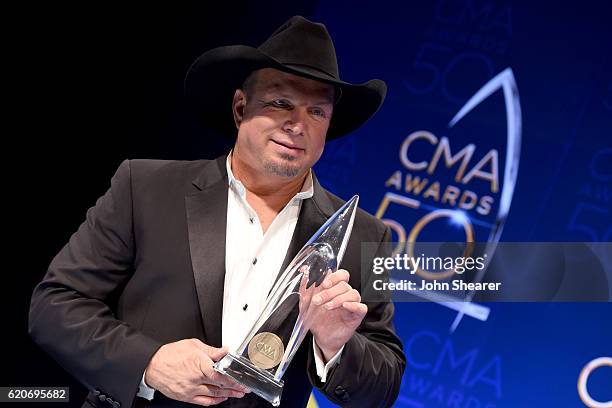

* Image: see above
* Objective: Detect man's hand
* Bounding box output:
[304,269,367,362]
[144,338,249,406]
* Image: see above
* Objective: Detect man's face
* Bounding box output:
[232,68,335,180]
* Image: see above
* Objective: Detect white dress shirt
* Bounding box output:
[138,154,342,400]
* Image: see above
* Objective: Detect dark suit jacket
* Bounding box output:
[29,155,405,408]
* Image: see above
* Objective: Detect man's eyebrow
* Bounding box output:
[263,81,334,104]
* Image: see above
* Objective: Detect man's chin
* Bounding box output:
[263,156,302,178]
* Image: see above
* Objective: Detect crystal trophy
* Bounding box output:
[214,195,359,406]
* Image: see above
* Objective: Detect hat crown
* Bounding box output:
[258,16,339,79]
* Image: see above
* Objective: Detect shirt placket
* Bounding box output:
[234,185,265,340]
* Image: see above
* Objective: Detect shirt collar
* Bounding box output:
[226,152,314,201]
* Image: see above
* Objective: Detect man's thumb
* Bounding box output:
[206,345,229,361]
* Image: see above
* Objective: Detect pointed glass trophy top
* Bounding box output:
[304,195,359,267]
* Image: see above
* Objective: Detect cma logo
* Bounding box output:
[379,68,520,330]
[402,330,501,407]
[387,130,499,216]
[256,341,277,360]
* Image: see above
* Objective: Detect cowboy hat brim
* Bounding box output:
[184,45,387,140]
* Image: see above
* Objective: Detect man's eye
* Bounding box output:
[311,108,326,118]
[271,99,290,108]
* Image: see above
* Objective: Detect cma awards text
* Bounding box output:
[385,130,500,216]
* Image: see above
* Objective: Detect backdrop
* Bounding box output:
[7,1,610,407]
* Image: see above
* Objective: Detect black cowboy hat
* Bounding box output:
[184,15,387,141]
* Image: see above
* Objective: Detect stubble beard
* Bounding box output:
[263,153,301,178]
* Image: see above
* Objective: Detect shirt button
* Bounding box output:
[252,258,257,265]
[243,304,248,311]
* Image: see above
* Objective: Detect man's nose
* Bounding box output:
[282,108,307,135]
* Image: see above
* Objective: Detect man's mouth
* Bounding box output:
[271,140,305,151]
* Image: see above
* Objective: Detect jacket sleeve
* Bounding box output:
[29,160,163,408]
[306,227,406,407]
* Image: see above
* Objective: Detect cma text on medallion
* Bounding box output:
[373,279,501,292]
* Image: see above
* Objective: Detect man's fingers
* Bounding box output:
[341,301,368,318]
[196,353,249,393]
[194,384,246,399]
[190,395,228,406]
[299,269,311,300]
[197,356,245,393]
[196,341,228,361]
[323,288,361,310]
[205,371,250,393]
[321,269,350,289]
[208,346,228,362]
[198,353,217,379]
[313,280,351,305]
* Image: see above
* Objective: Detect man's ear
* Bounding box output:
[232,89,247,129]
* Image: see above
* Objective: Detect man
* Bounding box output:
[29,16,405,408]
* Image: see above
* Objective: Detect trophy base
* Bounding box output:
[213,353,284,407]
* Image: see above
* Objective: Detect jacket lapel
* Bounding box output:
[277,173,337,281]
[185,156,228,347]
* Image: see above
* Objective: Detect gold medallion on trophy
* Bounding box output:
[248,332,284,370]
